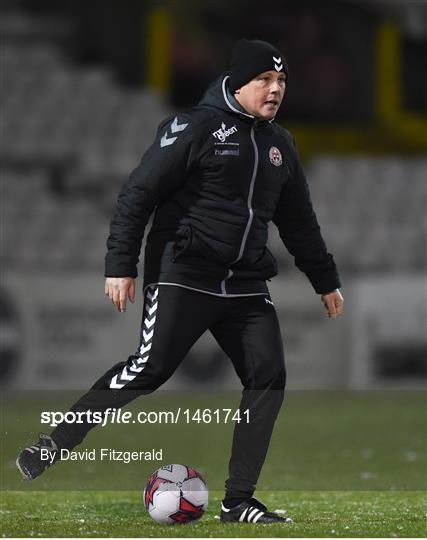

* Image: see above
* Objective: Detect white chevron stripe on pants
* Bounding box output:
[109,286,159,389]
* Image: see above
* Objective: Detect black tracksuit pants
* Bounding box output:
[51,284,286,498]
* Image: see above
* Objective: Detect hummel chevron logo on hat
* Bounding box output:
[273,56,283,71]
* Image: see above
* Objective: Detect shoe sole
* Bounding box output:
[220,516,293,524]
[16,457,33,481]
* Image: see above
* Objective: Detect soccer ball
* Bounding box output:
[143,464,208,525]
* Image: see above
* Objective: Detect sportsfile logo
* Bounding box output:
[40,407,250,426]
[212,122,238,142]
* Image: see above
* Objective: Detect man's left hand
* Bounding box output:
[321,289,344,318]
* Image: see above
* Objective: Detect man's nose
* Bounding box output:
[269,80,281,93]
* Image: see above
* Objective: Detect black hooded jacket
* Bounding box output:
[105,74,341,296]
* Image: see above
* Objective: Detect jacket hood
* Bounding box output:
[198,73,255,120]
[198,73,279,124]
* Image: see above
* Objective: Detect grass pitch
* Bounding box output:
[1,390,426,537]
[1,490,426,537]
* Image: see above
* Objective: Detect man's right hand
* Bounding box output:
[105,277,135,313]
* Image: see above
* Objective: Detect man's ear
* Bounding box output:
[235,90,240,94]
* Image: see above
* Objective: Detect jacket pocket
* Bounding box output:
[230,246,278,280]
[252,247,278,280]
[264,247,278,276]
[172,224,193,262]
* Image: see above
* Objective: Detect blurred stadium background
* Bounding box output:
[1,0,426,392]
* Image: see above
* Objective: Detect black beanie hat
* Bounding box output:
[229,39,288,92]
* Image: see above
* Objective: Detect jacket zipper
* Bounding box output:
[221,125,259,294]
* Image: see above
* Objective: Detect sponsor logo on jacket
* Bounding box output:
[212,122,238,142]
[215,148,240,156]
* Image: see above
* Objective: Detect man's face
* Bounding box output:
[234,70,286,120]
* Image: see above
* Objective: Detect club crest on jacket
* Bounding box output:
[269,146,282,167]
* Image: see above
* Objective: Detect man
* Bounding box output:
[17,39,343,524]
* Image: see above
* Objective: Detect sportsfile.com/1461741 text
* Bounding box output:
[40,408,250,427]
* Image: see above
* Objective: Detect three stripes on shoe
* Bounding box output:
[24,435,57,454]
[25,446,42,454]
[221,503,266,523]
[110,286,159,389]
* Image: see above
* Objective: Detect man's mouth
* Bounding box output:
[264,100,279,107]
